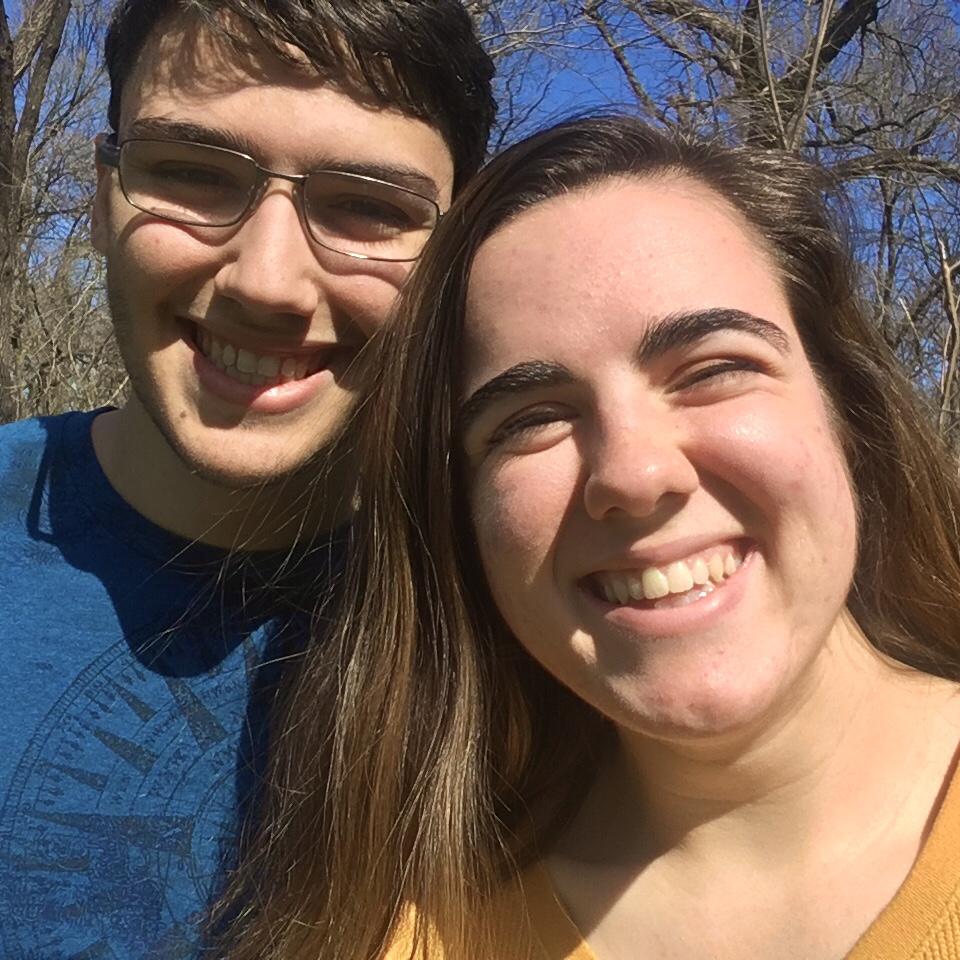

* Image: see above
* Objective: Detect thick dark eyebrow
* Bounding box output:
[126,118,259,154]
[636,308,791,364]
[458,360,574,437]
[458,309,788,439]
[124,117,440,200]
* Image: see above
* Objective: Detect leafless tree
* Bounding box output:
[0,0,123,423]
[2,0,958,454]
[469,1,589,148]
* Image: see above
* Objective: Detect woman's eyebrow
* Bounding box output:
[636,308,791,364]
[457,360,573,435]
[457,309,787,436]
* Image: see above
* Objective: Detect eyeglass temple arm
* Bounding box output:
[96,136,120,167]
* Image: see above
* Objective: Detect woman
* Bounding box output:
[217,117,960,959]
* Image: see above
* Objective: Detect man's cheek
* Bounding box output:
[322,263,411,336]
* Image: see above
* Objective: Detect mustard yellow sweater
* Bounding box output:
[389,757,960,959]
[516,762,960,960]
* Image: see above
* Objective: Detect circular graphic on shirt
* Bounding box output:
[0,634,265,959]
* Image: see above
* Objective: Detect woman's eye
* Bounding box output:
[487,408,572,449]
[676,359,763,391]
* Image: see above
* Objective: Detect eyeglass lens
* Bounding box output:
[118,140,438,260]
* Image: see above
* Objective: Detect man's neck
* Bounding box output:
[91,402,350,550]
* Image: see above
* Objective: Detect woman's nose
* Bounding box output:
[582,412,699,521]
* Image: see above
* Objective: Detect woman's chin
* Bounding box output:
[600,661,796,748]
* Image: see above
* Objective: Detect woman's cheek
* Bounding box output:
[697,399,857,566]
[695,401,842,493]
[470,454,580,579]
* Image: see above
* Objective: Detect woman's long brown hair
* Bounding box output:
[213,116,960,959]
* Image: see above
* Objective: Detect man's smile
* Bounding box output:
[192,322,337,387]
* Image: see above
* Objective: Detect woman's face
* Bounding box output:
[459,176,858,741]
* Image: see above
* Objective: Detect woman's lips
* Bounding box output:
[581,542,758,637]
[591,540,748,607]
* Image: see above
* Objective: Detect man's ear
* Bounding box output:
[91,133,113,254]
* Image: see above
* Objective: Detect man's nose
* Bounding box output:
[213,183,321,320]
[582,407,699,521]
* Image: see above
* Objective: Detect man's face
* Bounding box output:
[92,19,455,486]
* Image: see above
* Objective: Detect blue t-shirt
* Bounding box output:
[0,410,339,958]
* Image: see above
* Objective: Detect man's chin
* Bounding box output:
[166,421,352,493]
[165,404,354,492]
[172,440,317,490]
[135,387,353,504]
[187,458,293,490]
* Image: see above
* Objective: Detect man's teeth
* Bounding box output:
[598,550,743,605]
[197,329,320,386]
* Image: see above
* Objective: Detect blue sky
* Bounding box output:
[4,0,631,135]
[487,19,643,145]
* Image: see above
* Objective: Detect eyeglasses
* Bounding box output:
[95,137,442,262]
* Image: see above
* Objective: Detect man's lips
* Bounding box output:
[182,322,349,415]
[188,321,338,388]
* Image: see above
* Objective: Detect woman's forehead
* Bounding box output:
[461,177,791,378]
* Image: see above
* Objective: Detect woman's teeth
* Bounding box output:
[196,329,322,387]
[596,549,743,607]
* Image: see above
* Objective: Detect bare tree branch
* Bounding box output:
[13,0,71,180]
[584,1,663,116]
[788,0,836,149]
[752,0,788,146]
[938,237,960,437]
[621,0,740,47]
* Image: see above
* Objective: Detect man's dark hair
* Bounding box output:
[104,0,496,190]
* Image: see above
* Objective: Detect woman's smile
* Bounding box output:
[582,544,757,642]
[587,538,747,607]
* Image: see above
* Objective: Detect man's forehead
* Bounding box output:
[113,8,455,202]
[119,12,362,129]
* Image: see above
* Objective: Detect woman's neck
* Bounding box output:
[556,618,960,874]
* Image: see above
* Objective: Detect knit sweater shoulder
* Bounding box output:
[389,757,960,959]
[521,758,960,960]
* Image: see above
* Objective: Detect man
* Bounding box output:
[0,1,494,955]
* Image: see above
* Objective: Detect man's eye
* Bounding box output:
[150,163,237,188]
[334,197,411,225]
[312,196,417,240]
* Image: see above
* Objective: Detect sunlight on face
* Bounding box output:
[94,16,454,487]
[460,177,857,742]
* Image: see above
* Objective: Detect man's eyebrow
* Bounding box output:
[323,161,441,201]
[458,360,574,436]
[636,308,791,364]
[126,118,258,155]
[123,117,440,200]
